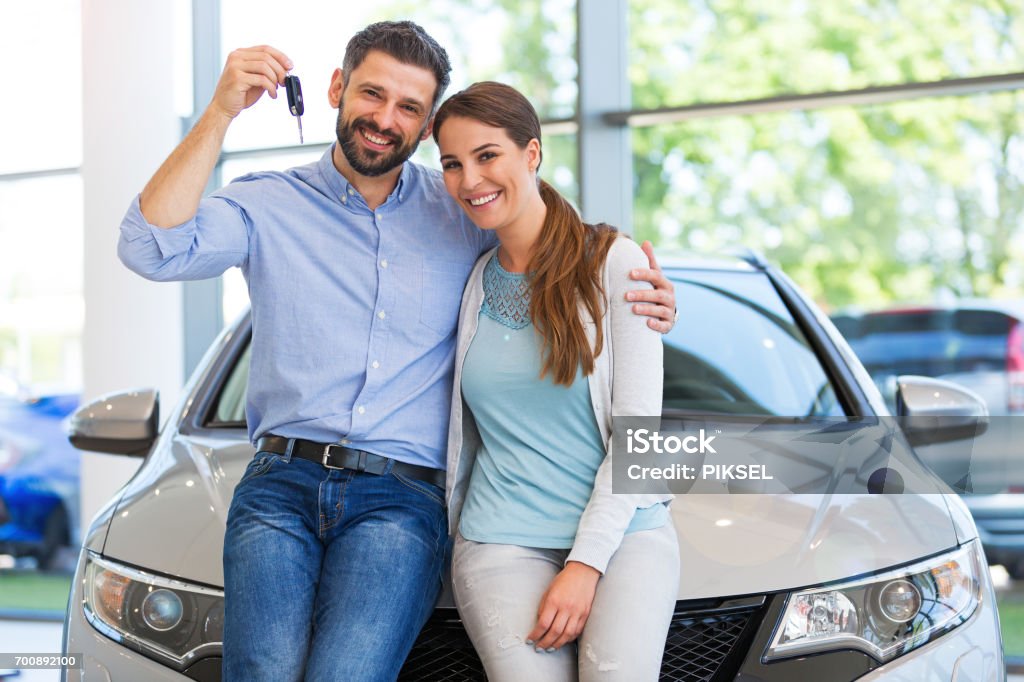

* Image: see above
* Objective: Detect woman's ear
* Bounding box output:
[527,138,541,172]
[327,68,345,109]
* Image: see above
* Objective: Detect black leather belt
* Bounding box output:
[255,435,445,489]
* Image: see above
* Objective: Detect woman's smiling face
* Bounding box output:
[438,116,541,232]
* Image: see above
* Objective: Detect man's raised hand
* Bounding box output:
[211,46,294,120]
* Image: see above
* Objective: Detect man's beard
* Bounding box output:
[336,107,423,177]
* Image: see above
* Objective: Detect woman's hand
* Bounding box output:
[527,561,601,651]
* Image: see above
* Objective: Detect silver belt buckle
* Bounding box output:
[321,444,347,470]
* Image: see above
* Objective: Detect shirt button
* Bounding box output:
[376,212,382,220]
[340,195,347,203]
[371,361,380,369]
[380,259,388,268]
[357,406,366,415]
[378,311,386,320]
[347,187,354,195]
[341,438,350,445]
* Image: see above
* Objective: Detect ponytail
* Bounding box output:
[528,180,618,385]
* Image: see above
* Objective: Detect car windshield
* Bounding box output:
[206,269,846,427]
[663,269,844,417]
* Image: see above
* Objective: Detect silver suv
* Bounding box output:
[62,254,1004,681]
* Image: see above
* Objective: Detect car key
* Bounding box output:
[285,74,304,143]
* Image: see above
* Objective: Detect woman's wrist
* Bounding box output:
[565,560,602,580]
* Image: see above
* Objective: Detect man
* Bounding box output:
[118,21,676,682]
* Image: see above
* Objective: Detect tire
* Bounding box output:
[36,505,70,571]
[1006,560,1024,582]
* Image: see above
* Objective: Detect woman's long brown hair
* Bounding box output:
[433,81,620,385]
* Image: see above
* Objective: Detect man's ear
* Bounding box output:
[420,116,435,141]
[327,68,345,109]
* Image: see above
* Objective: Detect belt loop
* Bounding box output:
[283,438,295,463]
[357,451,367,471]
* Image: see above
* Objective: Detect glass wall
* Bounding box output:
[0,3,83,175]
[0,0,83,614]
[632,90,1024,309]
[628,0,1024,109]
[0,177,85,390]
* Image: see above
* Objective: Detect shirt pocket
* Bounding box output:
[419,257,473,337]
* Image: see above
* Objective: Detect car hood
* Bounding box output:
[102,435,961,600]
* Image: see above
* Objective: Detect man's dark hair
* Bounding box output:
[343,21,452,112]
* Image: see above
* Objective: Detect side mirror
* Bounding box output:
[67,388,159,456]
[896,375,988,447]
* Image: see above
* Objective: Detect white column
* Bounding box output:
[80,0,185,528]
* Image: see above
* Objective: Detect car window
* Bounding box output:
[663,270,844,417]
[206,342,250,428]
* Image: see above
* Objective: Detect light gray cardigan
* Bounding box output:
[445,236,673,574]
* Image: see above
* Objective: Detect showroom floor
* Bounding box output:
[0,620,62,682]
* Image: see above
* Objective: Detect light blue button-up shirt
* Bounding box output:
[118,146,496,469]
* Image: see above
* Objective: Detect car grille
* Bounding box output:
[659,603,760,681]
[398,612,486,681]
[398,599,764,681]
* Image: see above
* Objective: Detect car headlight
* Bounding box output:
[765,540,983,663]
[82,552,224,669]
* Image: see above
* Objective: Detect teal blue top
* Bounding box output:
[458,254,667,548]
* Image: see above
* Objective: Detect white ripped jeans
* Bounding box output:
[451,520,679,682]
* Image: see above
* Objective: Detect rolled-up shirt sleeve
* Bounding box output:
[117,193,251,282]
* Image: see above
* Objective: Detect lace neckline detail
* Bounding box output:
[481,253,531,329]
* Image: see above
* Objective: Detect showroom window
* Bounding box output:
[628,0,1024,110]
[0,0,84,613]
[631,90,1024,309]
[623,0,1024,312]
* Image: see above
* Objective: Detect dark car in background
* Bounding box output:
[0,376,80,569]
[833,301,1024,578]
[832,301,1024,416]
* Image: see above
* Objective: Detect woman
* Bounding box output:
[433,81,679,682]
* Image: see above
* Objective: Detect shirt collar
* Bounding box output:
[319,144,412,207]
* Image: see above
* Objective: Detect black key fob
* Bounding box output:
[285,75,304,116]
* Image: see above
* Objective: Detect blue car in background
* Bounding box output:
[831,301,1024,416]
[0,382,80,570]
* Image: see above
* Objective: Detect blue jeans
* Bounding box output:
[222,449,447,681]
